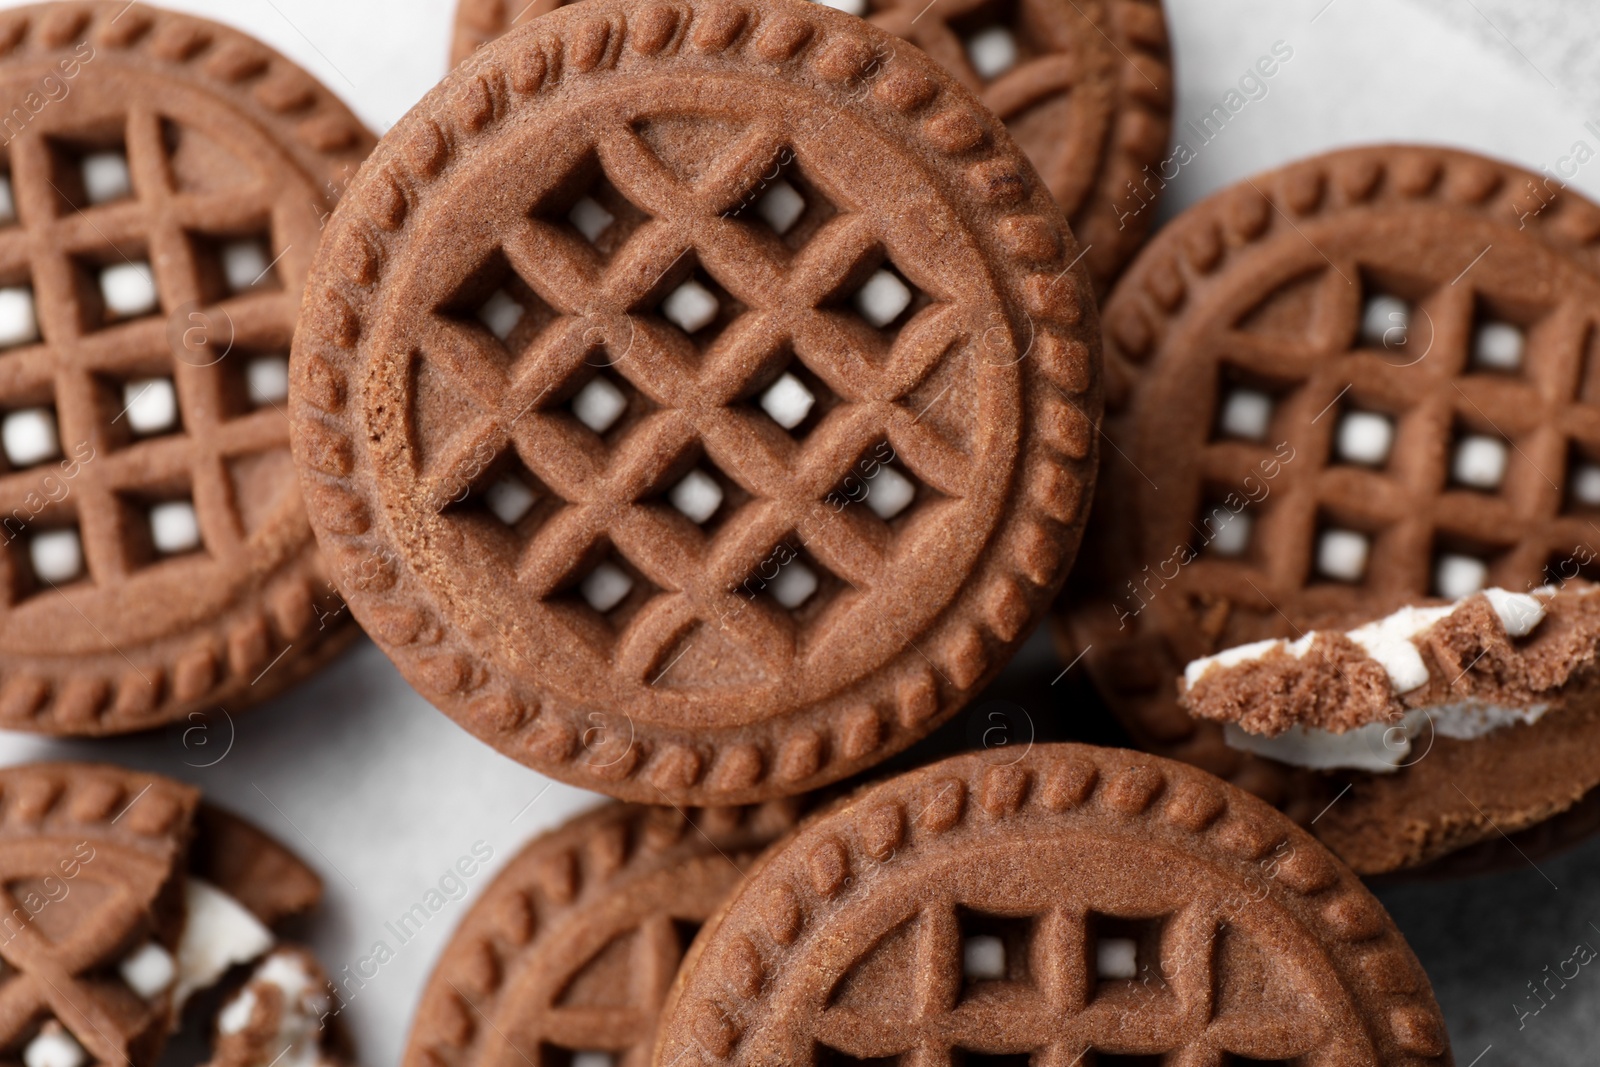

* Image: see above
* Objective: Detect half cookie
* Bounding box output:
[403,800,801,1067]
[1182,583,1600,871]
[1059,143,1600,871]
[654,744,1452,1066]
[0,762,348,1067]
[450,0,1173,293]
[0,2,373,734]
[293,0,1099,804]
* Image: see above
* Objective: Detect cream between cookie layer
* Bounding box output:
[1185,588,1553,773]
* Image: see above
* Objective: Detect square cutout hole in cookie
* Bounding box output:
[1355,268,1423,357]
[559,366,653,443]
[827,443,924,524]
[1469,293,1543,376]
[16,523,87,598]
[435,249,557,358]
[215,350,291,417]
[1194,489,1260,561]
[1088,914,1167,998]
[828,255,927,337]
[440,452,559,544]
[1430,536,1503,599]
[530,156,650,259]
[1211,366,1294,445]
[1,405,61,470]
[638,445,749,536]
[1331,406,1396,468]
[45,132,135,212]
[949,0,1031,83]
[1311,515,1375,586]
[1563,441,1600,515]
[0,284,40,350]
[107,374,182,441]
[190,231,284,301]
[646,265,744,348]
[957,909,1033,990]
[728,154,839,251]
[747,353,839,441]
[1448,422,1511,493]
[556,549,658,633]
[121,489,205,569]
[735,540,841,624]
[73,250,160,328]
[0,171,16,226]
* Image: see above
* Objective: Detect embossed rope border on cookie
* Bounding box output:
[0,2,373,735]
[291,0,1100,804]
[403,801,800,1067]
[653,745,1452,1066]
[449,0,1174,294]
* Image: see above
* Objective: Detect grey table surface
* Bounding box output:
[2,0,1598,1064]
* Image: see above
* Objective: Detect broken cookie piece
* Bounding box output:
[0,764,349,1067]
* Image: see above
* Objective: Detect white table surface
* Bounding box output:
[2,0,1597,1063]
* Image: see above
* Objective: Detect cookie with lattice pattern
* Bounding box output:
[0,761,346,1067]
[452,0,1171,293]
[654,743,1452,1066]
[1058,143,1600,872]
[294,0,1100,804]
[403,800,802,1067]
[0,2,374,736]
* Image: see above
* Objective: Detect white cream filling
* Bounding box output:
[1188,587,1558,772]
[174,879,275,1008]
[1225,699,1550,773]
[218,951,333,1067]
[37,880,275,1065]
[1186,587,1549,694]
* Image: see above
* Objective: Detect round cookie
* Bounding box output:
[0,761,348,1067]
[654,744,1452,1066]
[0,2,374,735]
[293,0,1100,804]
[1060,143,1600,872]
[451,0,1173,293]
[403,800,801,1067]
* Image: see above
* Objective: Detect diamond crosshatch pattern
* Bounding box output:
[448,0,1174,292]
[417,129,976,680]
[295,0,1099,804]
[0,2,372,735]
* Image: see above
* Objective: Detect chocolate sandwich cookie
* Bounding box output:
[0,2,373,735]
[451,0,1173,292]
[1059,143,1600,871]
[0,761,348,1067]
[1181,583,1600,872]
[655,744,1452,1066]
[294,0,1099,803]
[403,800,800,1067]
